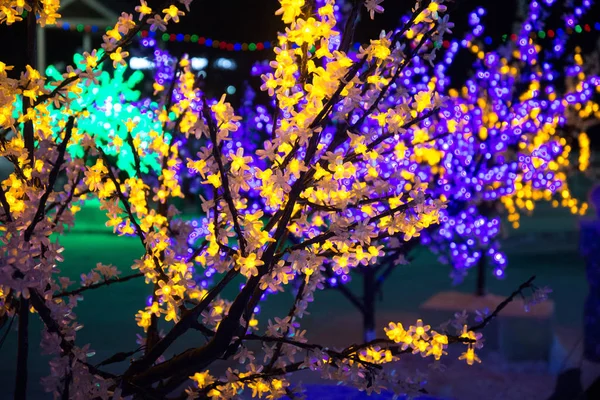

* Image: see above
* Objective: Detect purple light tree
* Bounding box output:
[306,0,599,340]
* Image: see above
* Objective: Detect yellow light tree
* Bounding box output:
[0,1,547,398]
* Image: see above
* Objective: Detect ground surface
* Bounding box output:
[0,200,598,399]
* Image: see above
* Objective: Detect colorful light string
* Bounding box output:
[53,20,600,52]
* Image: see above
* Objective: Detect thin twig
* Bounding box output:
[98,149,146,244]
[98,149,169,282]
[96,346,144,368]
[350,25,438,131]
[52,150,90,225]
[53,272,145,298]
[125,131,143,178]
[282,198,420,255]
[31,1,181,108]
[266,280,307,371]
[469,275,536,332]
[23,8,37,167]
[342,276,538,356]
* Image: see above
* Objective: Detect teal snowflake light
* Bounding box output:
[41,52,163,176]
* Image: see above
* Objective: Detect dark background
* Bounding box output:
[2,1,598,69]
[3,1,517,65]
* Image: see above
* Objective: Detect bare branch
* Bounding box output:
[53,272,145,298]
[0,184,12,223]
[265,280,308,371]
[469,275,537,332]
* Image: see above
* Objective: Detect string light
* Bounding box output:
[53,21,600,53]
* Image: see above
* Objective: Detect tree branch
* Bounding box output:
[125,267,239,376]
[53,272,145,298]
[14,298,29,400]
[324,268,365,313]
[265,280,307,371]
[0,184,12,223]
[339,0,362,54]
[201,97,247,255]
[282,198,420,255]
[469,275,537,332]
[31,2,182,108]
[341,276,538,357]
[125,131,143,178]
[23,8,37,167]
[24,116,74,241]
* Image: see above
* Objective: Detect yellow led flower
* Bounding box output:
[459,347,481,365]
[414,90,435,113]
[135,0,153,19]
[109,47,129,68]
[236,253,264,278]
[190,371,214,389]
[275,0,305,24]
[384,322,407,343]
[163,5,184,23]
[84,159,108,191]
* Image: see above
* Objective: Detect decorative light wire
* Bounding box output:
[53,20,600,52]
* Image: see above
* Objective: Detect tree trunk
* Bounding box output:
[363,268,376,342]
[476,254,486,297]
[15,299,29,400]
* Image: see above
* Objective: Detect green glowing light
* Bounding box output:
[248,43,257,51]
[18,51,164,177]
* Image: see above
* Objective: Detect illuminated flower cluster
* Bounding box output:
[0,1,192,397]
[384,319,452,360]
[300,1,598,327]
[0,0,60,26]
[339,0,599,283]
[418,0,600,281]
